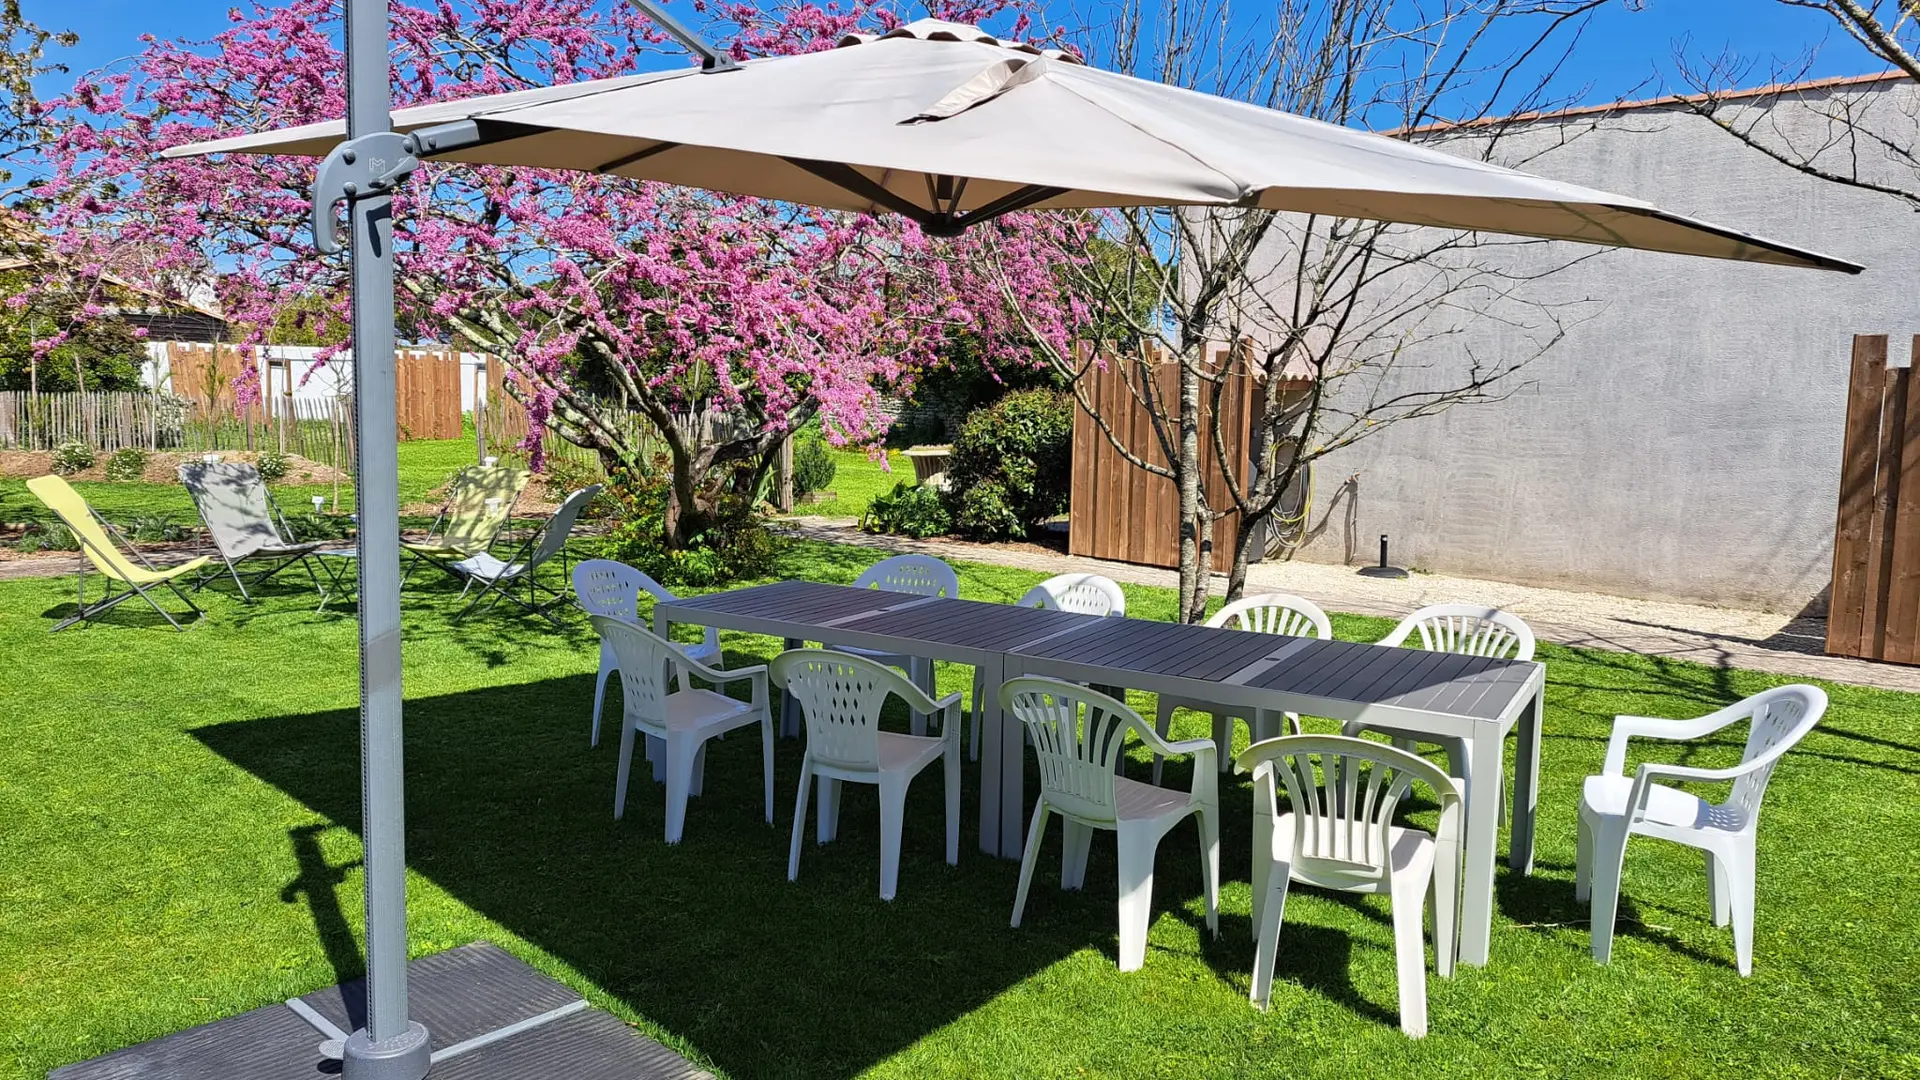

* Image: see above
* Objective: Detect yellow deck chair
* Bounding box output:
[402,464,531,583]
[26,474,211,631]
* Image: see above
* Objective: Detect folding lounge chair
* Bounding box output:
[26,474,210,632]
[177,461,329,603]
[402,464,530,584]
[448,484,602,625]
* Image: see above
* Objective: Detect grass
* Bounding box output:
[1,539,1917,1080]
[783,447,907,520]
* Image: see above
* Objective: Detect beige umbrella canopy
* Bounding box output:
[171,19,1858,272]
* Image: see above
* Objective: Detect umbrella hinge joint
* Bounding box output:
[311,121,485,254]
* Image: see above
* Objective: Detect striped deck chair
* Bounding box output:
[402,464,530,584]
[448,484,602,625]
[26,474,210,632]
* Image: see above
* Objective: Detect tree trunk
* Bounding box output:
[1174,353,1209,624]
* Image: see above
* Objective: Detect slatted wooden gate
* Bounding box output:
[1827,333,1920,664]
[1068,343,1254,572]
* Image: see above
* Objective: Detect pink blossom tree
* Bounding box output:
[28,0,1087,545]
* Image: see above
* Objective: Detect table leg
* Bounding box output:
[977,653,1007,856]
[1508,677,1543,874]
[1459,722,1505,967]
[781,638,803,738]
[997,653,1026,858]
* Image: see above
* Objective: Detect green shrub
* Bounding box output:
[282,512,353,542]
[600,460,782,588]
[254,449,290,482]
[792,433,836,496]
[943,389,1073,540]
[103,447,150,482]
[122,513,189,543]
[13,520,78,552]
[538,453,607,514]
[50,440,95,475]
[861,481,952,538]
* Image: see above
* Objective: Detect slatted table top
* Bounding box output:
[667,582,1538,721]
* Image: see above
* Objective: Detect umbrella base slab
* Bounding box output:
[51,942,710,1080]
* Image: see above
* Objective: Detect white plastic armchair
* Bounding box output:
[590,615,773,845]
[829,554,961,735]
[1577,684,1826,976]
[1153,593,1332,784]
[774,648,963,901]
[969,573,1128,760]
[573,559,723,747]
[1342,604,1536,821]
[1003,677,1220,972]
[1236,735,1461,1037]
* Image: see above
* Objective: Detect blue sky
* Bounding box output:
[31,0,1882,107]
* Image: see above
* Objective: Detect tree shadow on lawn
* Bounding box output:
[194,674,1206,1080]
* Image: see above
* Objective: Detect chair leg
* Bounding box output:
[908,657,933,736]
[1114,825,1159,972]
[816,777,842,844]
[1725,841,1757,976]
[1151,698,1176,786]
[787,758,814,883]
[1706,848,1731,928]
[1250,863,1291,1009]
[613,718,638,821]
[878,774,908,901]
[1060,819,1094,891]
[1211,714,1232,772]
[688,741,707,797]
[760,717,775,826]
[944,742,960,866]
[1011,803,1050,928]
[1196,808,1220,938]
[662,733,700,844]
[1389,867,1433,1038]
[1587,818,1631,965]
[648,735,667,783]
[1432,840,1459,979]
[1574,813,1592,903]
[590,664,612,748]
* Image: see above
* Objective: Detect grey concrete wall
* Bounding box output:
[1271,83,1920,613]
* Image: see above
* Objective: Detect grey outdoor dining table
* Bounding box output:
[656,579,1545,967]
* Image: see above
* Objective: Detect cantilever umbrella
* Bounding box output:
[166,11,1856,1078]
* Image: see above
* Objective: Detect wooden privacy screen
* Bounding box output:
[164,342,463,441]
[1827,334,1920,664]
[1069,343,1255,572]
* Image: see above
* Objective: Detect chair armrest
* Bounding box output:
[680,656,767,686]
[937,694,964,746]
[1163,736,1216,758]
[1602,710,1747,775]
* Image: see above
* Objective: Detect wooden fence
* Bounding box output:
[1827,333,1920,665]
[1068,343,1257,572]
[0,389,358,470]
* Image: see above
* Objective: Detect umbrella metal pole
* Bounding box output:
[339,0,429,1074]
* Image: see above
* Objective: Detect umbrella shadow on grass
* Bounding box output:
[193,673,1114,1080]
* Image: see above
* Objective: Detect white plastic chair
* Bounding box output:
[969,573,1128,760]
[830,554,960,735]
[774,648,963,901]
[1577,684,1826,976]
[1003,677,1220,972]
[590,615,773,845]
[573,559,722,747]
[1341,605,1536,821]
[1153,593,1332,784]
[1236,734,1461,1038]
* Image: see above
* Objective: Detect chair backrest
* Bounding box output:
[1000,678,1148,825]
[25,475,141,582]
[436,465,530,554]
[524,485,600,568]
[178,461,282,559]
[588,614,682,729]
[1382,604,1535,662]
[1207,592,1331,639]
[1239,734,1460,893]
[852,554,958,598]
[572,558,719,650]
[1021,573,1126,617]
[1726,684,1828,824]
[772,649,939,772]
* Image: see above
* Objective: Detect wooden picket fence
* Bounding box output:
[0,390,359,471]
[1827,333,1920,665]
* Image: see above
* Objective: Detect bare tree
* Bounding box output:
[984,0,1609,623]
[1675,2,1920,210]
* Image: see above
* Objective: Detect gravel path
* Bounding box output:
[779,518,1920,694]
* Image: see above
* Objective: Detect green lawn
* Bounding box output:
[0,540,1915,1079]
[782,447,907,520]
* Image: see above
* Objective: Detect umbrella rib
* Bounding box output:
[953,183,1068,228]
[783,157,933,223]
[595,141,683,174]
